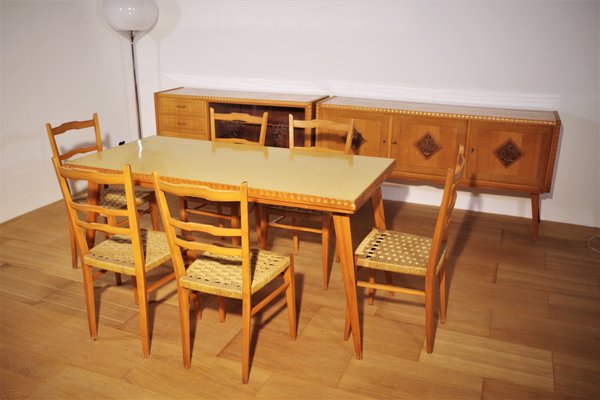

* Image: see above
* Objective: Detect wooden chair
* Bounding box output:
[52,157,174,357]
[347,145,466,353]
[257,114,355,289]
[46,113,158,268]
[152,173,296,384]
[210,107,268,145]
[179,108,269,244]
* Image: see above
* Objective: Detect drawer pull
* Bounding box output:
[392,140,398,145]
[177,122,187,126]
[176,105,187,109]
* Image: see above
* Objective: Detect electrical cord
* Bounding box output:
[587,234,600,254]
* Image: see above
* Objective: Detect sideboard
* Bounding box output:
[153,87,561,240]
[154,87,327,147]
[317,96,561,240]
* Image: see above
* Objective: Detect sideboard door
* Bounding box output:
[467,121,555,191]
[391,115,467,181]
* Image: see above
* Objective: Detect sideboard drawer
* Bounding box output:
[158,97,206,116]
[158,116,206,136]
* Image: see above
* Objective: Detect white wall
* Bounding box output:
[1,0,599,228]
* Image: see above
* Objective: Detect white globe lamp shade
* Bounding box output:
[103,0,158,32]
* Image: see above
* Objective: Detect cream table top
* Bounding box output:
[65,135,396,214]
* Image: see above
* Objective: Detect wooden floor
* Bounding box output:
[1,198,599,399]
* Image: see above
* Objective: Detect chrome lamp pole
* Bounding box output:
[103,0,158,140]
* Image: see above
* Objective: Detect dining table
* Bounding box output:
[64,135,396,359]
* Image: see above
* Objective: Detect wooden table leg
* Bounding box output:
[370,187,386,230]
[531,193,540,241]
[333,214,362,359]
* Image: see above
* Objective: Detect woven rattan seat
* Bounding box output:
[86,229,171,275]
[258,114,355,290]
[181,249,290,299]
[349,145,465,354]
[153,174,296,384]
[355,229,446,276]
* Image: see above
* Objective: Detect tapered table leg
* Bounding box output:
[333,214,362,359]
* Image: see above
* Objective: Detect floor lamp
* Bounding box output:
[103,0,158,140]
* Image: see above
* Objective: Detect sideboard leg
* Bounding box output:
[531,193,540,241]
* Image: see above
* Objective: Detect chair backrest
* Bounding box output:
[46,113,103,164]
[152,173,252,294]
[210,108,268,146]
[51,156,143,263]
[288,114,355,154]
[428,145,466,272]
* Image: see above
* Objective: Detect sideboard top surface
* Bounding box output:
[158,87,327,105]
[320,96,559,125]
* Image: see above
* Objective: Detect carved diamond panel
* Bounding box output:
[350,129,366,150]
[494,139,523,168]
[414,132,441,160]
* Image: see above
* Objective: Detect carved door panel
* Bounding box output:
[467,121,554,191]
[318,108,390,157]
[391,116,467,181]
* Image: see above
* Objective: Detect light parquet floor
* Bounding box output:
[1,198,599,399]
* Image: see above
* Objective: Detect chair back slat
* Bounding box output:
[152,172,250,286]
[173,236,243,257]
[288,114,355,154]
[170,217,242,238]
[69,199,130,218]
[52,157,142,261]
[74,220,131,237]
[427,145,466,272]
[157,178,242,203]
[210,108,268,146]
[46,113,103,163]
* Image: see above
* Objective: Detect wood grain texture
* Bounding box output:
[1,199,598,399]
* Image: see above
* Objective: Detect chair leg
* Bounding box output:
[438,266,447,324]
[284,258,297,340]
[424,274,435,354]
[217,296,226,323]
[68,221,78,268]
[257,204,268,250]
[191,291,202,321]
[106,215,123,286]
[178,287,192,368]
[241,296,252,384]
[292,217,299,255]
[321,214,331,290]
[149,192,160,230]
[368,270,376,305]
[81,264,97,340]
[136,272,150,358]
[216,204,225,231]
[343,304,351,341]
[132,276,139,305]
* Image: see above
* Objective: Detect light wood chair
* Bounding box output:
[209,107,268,145]
[257,114,355,289]
[52,157,174,357]
[46,113,159,269]
[179,108,269,244]
[347,145,466,353]
[152,173,296,384]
